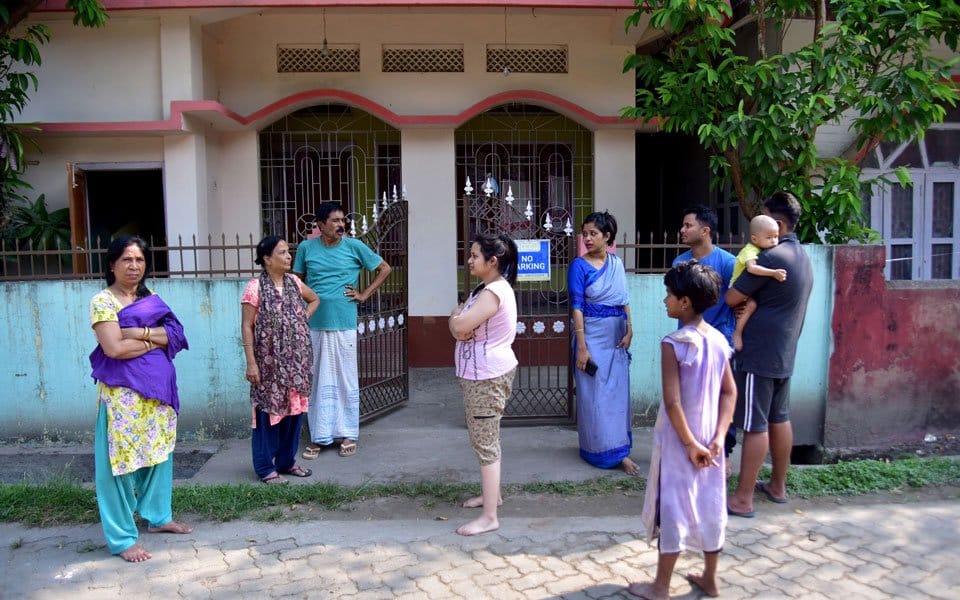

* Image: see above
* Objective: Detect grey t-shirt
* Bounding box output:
[732,234,813,378]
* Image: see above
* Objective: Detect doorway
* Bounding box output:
[71,166,166,274]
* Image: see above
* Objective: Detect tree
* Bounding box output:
[622,0,960,243]
[0,0,107,237]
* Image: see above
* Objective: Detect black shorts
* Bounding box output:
[733,371,791,433]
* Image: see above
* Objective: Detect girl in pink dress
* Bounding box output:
[631,260,737,600]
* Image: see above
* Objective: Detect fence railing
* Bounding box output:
[616,232,748,274]
[1,231,750,281]
[0,235,261,281]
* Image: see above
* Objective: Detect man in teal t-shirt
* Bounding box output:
[293,202,392,458]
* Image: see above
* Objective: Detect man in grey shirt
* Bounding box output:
[724,191,813,517]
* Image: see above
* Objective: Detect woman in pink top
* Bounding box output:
[449,233,519,536]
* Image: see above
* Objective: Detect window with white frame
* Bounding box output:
[861,108,960,280]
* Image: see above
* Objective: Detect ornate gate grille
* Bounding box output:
[260,105,408,420]
[353,198,409,421]
[456,106,593,424]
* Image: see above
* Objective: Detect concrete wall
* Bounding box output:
[826,245,960,448]
[0,279,251,442]
[627,245,834,446]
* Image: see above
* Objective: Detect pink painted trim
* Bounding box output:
[38,0,637,11]
[36,89,654,134]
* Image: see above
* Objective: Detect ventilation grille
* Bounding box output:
[278,46,360,73]
[382,45,464,72]
[486,46,568,74]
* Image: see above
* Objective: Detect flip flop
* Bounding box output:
[280,465,312,478]
[301,444,329,459]
[261,473,288,485]
[338,440,357,457]
[756,481,789,504]
[727,505,755,518]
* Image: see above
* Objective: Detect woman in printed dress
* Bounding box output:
[89,236,192,563]
[241,236,319,484]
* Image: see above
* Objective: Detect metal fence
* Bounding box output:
[1,231,752,282]
[0,235,262,281]
[616,232,748,274]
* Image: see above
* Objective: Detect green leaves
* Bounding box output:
[622,0,959,243]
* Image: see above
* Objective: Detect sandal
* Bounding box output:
[261,472,288,485]
[338,440,357,457]
[301,444,326,460]
[280,464,312,478]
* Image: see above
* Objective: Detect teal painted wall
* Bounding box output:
[1,248,833,442]
[627,245,834,445]
[0,279,251,442]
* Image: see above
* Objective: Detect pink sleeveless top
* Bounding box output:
[454,279,518,380]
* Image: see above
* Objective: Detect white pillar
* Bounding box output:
[402,128,457,317]
[163,130,207,272]
[593,128,636,265]
[160,15,203,116]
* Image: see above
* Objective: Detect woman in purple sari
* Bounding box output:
[569,212,638,475]
[89,236,192,563]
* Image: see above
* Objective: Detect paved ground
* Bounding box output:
[3,370,959,598]
[2,498,958,599]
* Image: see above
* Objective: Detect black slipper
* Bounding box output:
[756,481,789,504]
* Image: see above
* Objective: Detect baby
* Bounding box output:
[730,215,787,352]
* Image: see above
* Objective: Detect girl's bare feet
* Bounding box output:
[622,457,641,476]
[686,573,719,597]
[119,543,152,563]
[461,495,503,508]
[455,515,499,536]
[147,520,193,534]
[626,581,669,599]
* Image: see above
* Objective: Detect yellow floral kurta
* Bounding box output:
[90,290,177,476]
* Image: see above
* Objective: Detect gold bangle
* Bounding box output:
[574,328,584,332]
[242,343,253,347]
[142,339,150,350]
[142,326,149,340]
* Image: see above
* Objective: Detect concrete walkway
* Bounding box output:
[2,499,958,599]
[2,370,959,598]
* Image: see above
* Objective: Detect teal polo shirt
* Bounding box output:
[293,236,384,331]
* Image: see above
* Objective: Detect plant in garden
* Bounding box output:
[623,0,960,242]
[4,193,69,249]
[0,1,107,233]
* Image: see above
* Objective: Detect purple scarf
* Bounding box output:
[90,293,189,413]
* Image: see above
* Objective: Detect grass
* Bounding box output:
[1,457,957,526]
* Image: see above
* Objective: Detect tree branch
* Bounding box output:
[0,1,46,36]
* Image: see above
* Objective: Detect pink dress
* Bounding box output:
[641,325,731,553]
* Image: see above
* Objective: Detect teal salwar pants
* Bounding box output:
[94,403,174,554]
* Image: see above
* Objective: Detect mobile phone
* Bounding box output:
[584,359,598,377]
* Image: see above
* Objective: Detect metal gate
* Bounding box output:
[459,185,576,424]
[352,197,409,421]
[259,105,408,420]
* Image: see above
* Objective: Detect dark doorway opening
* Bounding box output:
[86,169,167,273]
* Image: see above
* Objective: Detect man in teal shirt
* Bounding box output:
[294,202,392,458]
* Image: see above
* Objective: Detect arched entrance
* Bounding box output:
[455,104,593,424]
[259,105,408,421]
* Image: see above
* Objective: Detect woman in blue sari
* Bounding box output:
[569,212,638,475]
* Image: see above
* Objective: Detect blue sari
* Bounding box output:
[569,253,632,468]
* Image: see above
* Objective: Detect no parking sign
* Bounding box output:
[515,239,550,282]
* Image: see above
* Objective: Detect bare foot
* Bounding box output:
[622,457,641,476]
[626,581,669,599]
[455,515,499,536]
[686,573,719,597]
[147,520,193,534]
[461,495,503,508]
[726,496,754,516]
[118,543,152,563]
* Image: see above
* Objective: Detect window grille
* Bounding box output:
[382,45,464,72]
[278,46,360,73]
[486,45,567,74]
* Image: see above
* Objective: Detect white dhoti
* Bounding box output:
[307,330,360,444]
